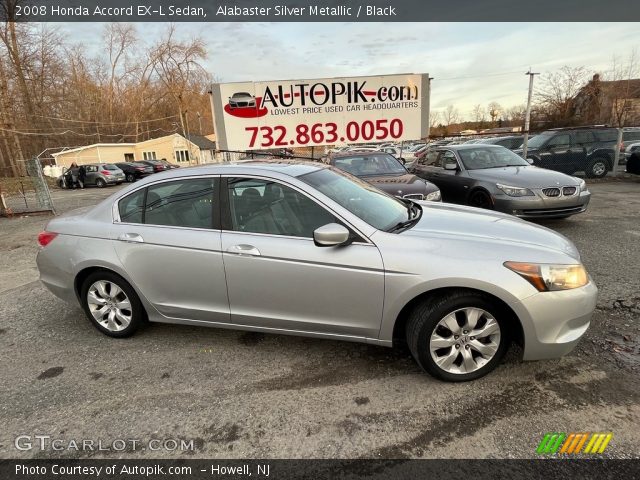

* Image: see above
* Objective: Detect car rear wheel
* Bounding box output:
[586,157,608,178]
[468,190,493,210]
[96,178,106,188]
[126,173,135,182]
[80,271,145,338]
[406,291,510,381]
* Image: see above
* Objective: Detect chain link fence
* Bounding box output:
[0,158,56,216]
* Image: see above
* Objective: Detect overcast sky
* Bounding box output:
[63,22,639,120]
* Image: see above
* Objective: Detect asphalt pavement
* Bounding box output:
[0,178,639,459]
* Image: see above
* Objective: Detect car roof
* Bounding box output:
[145,159,326,178]
[436,144,505,150]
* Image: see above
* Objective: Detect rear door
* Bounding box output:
[111,176,229,323]
[538,133,572,172]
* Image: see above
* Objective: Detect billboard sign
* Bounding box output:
[210,73,430,151]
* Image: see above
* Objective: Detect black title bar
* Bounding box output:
[2,0,639,22]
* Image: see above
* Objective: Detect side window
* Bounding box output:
[421,150,439,166]
[574,131,595,146]
[86,165,97,173]
[547,134,570,148]
[144,178,216,229]
[227,178,337,238]
[118,189,145,224]
[594,129,618,143]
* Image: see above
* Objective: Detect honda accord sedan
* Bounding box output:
[409,145,591,219]
[36,161,597,381]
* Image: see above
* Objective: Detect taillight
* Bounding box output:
[101,170,111,175]
[38,231,58,247]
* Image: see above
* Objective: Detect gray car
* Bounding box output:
[409,145,591,219]
[36,161,596,381]
[58,163,125,188]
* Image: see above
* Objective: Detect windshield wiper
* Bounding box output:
[386,202,422,233]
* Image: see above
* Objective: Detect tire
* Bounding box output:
[96,178,106,188]
[406,290,510,381]
[126,173,135,183]
[586,157,609,178]
[80,271,145,338]
[467,189,494,210]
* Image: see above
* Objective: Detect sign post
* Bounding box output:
[210,73,429,152]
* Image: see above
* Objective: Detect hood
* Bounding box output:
[468,166,579,188]
[363,173,439,195]
[401,202,580,260]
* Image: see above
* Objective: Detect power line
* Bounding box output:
[30,114,180,125]
[0,126,178,137]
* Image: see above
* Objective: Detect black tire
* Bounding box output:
[80,271,145,338]
[406,290,511,382]
[468,189,494,210]
[585,157,609,178]
[126,173,135,183]
[96,178,106,188]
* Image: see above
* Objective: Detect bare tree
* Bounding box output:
[535,66,587,125]
[471,104,485,124]
[487,102,502,123]
[442,105,459,126]
[607,49,639,127]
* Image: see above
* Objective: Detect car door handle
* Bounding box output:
[227,244,261,256]
[118,233,144,243]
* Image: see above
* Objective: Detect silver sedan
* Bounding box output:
[36,161,597,381]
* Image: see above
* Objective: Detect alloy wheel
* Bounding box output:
[592,161,606,177]
[86,280,132,332]
[429,307,501,374]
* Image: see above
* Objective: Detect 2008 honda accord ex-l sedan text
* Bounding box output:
[36,160,597,381]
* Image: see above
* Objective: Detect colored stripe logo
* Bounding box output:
[536,432,612,455]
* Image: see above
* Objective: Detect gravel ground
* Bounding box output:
[0,179,639,459]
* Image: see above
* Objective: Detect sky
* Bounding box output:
[62,22,639,120]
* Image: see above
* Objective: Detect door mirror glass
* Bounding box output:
[313,223,350,247]
[526,157,534,164]
[444,161,458,171]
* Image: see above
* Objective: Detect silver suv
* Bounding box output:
[37,161,597,381]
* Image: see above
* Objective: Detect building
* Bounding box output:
[573,74,640,127]
[51,133,220,168]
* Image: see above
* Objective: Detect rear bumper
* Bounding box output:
[514,281,597,361]
[493,191,591,218]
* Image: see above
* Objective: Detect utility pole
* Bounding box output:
[522,70,539,160]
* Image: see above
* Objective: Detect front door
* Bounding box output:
[220,176,385,339]
[111,176,229,323]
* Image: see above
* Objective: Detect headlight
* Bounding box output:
[504,261,588,291]
[577,178,587,192]
[426,190,441,201]
[496,183,534,197]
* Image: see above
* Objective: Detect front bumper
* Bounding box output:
[493,190,591,219]
[514,281,598,361]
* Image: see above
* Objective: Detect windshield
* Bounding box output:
[299,168,409,231]
[458,147,530,170]
[526,132,553,149]
[332,154,406,176]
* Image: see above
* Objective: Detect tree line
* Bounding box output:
[0,19,212,177]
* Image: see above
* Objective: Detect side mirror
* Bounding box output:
[399,158,406,165]
[444,161,458,171]
[526,158,534,164]
[313,223,350,247]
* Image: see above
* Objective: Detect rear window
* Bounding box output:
[103,164,119,170]
[593,129,618,143]
[623,130,640,142]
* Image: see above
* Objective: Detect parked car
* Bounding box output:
[515,126,619,178]
[408,145,590,219]
[328,152,441,202]
[57,163,125,189]
[157,159,180,169]
[137,160,166,173]
[115,162,155,183]
[477,135,525,150]
[626,149,640,175]
[36,160,596,381]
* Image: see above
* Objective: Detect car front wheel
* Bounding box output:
[406,290,510,381]
[586,157,608,178]
[126,173,135,182]
[80,271,145,338]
